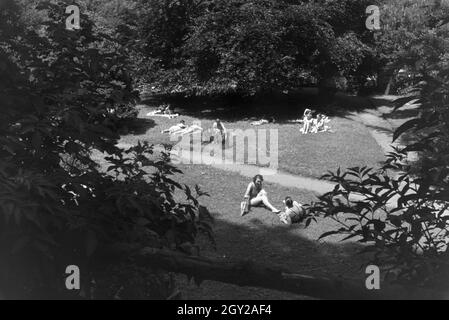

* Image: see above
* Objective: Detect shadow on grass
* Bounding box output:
[206,210,369,279]
[142,88,397,123]
[384,107,420,121]
[364,124,394,135]
[182,210,372,299]
[118,117,157,135]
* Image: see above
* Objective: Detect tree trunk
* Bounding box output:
[384,76,394,95]
[132,248,448,300]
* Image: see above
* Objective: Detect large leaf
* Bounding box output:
[393,118,421,142]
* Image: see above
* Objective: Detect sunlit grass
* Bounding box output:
[120,106,385,178]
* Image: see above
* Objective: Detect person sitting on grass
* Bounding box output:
[300,109,314,134]
[242,174,281,216]
[212,118,227,145]
[164,104,174,115]
[279,196,306,225]
[161,120,186,134]
[311,113,333,133]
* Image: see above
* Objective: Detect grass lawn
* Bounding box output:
[92,143,371,299]
[169,163,369,299]
[120,105,385,179]
[113,103,380,299]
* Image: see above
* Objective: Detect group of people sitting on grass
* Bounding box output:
[241,174,306,225]
[290,109,332,134]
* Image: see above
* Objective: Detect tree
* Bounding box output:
[305,9,449,290]
[0,0,212,299]
[373,0,449,93]
[112,0,379,97]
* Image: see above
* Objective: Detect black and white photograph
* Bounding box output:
[1,0,449,304]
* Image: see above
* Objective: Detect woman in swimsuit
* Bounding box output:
[242,175,281,215]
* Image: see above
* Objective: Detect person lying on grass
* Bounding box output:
[148,104,179,118]
[242,174,281,216]
[251,116,275,126]
[161,120,186,134]
[278,196,306,225]
[251,119,269,126]
[179,121,204,136]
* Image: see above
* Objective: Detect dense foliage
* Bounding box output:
[103,0,377,96]
[4,0,449,299]
[0,0,212,299]
[371,0,449,94]
[307,3,449,289]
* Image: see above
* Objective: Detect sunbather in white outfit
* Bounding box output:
[251,117,275,126]
[251,119,269,126]
[161,120,186,134]
[179,122,204,136]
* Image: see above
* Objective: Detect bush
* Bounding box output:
[306,9,449,290]
[0,0,212,299]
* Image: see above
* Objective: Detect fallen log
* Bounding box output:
[133,248,448,300]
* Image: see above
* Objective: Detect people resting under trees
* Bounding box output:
[241,174,281,216]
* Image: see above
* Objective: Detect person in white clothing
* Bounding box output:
[179,121,204,136]
[300,110,314,134]
[161,120,186,134]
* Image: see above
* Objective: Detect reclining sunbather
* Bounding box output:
[173,121,204,136]
[161,120,186,134]
[251,117,275,126]
[147,104,179,119]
